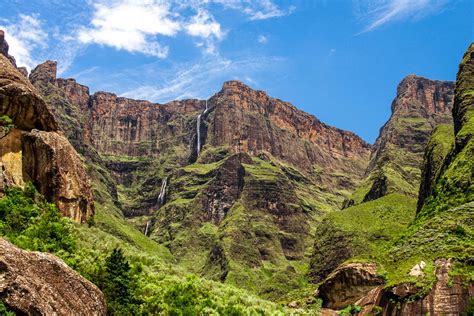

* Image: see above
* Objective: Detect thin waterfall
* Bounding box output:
[157,176,167,207]
[196,113,202,156]
[144,220,151,236]
[196,99,209,156]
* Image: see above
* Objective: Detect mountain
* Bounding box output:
[311,43,474,315]
[28,61,373,297]
[345,75,454,206]
[0,28,472,315]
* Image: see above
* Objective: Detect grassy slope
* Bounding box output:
[309,194,417,283]
[150,148,338,303]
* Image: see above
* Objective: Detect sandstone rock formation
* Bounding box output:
[355,259,474,316]
[317,262,384,310]
[22,130,94,223]
[0,238,106,315]
[0,30,17,67]
[0,52,94,223]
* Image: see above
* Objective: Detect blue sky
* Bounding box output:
[1,0,472,143]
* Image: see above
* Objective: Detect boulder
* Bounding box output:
[0,238,106,315]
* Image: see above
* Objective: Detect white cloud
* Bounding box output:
[0,14,47,70]
[186,9,222,39]
[120,54,285,102]
[355,0,449,33]
[258,35,268,44]
[78,0,181,58]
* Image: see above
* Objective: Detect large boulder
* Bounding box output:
[0,238,106,315]
[317,262,384,310]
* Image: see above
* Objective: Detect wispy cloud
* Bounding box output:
[354,0,449,33]
[0,14,47,70]
[119,55,285,102]
[217,0,295,20]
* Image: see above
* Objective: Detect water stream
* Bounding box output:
[157,176,167,207]
[144,220,150,236]
[196,99,209,156]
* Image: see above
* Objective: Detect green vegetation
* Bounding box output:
[0,301,15,316]
[0,183,290,315]
[0,184,75,254]
[309,194,417,282]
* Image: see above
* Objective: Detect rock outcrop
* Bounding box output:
[0,30,17,67]
[0,52,94,223]
[347,75,454,205]
[208,81,372,189]
[317,262,384,310]
[0,238,106,315]
[355,259,473,316]
[22,130,94,223]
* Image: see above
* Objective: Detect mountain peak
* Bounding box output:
[392,74,454,115]
[29,60,58,84]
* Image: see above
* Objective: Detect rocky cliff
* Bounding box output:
[0,238,106,315]
[311,43,474,316]
[29,60,373,297]
[0,51,94,223]
[346,75,454,206]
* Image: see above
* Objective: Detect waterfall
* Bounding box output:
[144,220,150,236]
[157,177,167,207]
[196,113,202,156]
[196,99,209,156]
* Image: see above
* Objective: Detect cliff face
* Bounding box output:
[347,75,454,205]
[0,53,94,223]
[0,238,106,315]
[205,81,372,191]
[87,92,203,157]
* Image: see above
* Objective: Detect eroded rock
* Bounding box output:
[22,130,94,223]
[318,262,384,310]
[356,259,474,316]
[0,238,106,315]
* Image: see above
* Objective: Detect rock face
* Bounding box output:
[0,52,94,223]
[209,81,371,171]
[22,130,94,223]
[317,262,384,310]
[419,43,474,215]
[0,55,58,131]
[355,259,474,316]
[0,30,17,67]
[348,75,454,205]
[0,238,106,315]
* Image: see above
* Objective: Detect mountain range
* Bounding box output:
[0,29,472,315]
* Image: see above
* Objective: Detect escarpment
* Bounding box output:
[0,51,94,223]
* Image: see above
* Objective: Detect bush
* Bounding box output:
[0,184,75,253]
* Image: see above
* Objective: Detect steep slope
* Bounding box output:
[30,61,372,298]
[346,75,454,206]
[313,43,474,316]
